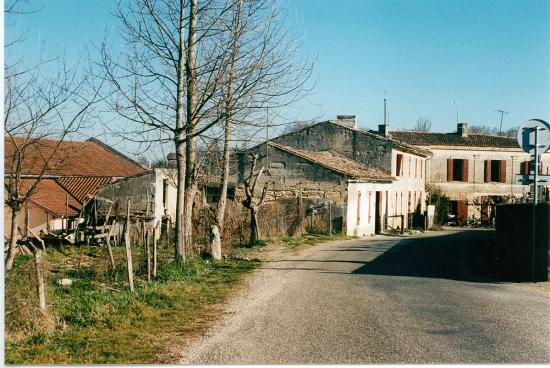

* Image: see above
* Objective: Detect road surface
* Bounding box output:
[179,230,550,364]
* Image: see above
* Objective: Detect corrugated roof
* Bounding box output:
[56,176,113,204]
[269,142,394,182]
[20,179,81,217]
[4,137,147,177]
[389,131,519,148]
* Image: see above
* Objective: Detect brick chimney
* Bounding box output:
[457,122,468,137]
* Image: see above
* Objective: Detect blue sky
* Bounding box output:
[5,0,550,145]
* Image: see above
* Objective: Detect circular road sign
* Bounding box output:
[517,119,550,155]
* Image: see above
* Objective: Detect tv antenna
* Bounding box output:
[495,109,510,134]
[451,100,460,124]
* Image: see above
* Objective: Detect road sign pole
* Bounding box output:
[531,128,540,282]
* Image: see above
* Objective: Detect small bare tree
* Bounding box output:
[241,154,269,246]
[4,4,100,270]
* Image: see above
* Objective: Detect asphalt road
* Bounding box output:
[179,230,550,364]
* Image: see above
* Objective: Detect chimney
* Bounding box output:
[167,152,177,168]
[378,124,389,137]
[457,122,468,137]
[336,114,357,128]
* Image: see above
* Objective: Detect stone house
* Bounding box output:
[238,117,431,236]
[4,137,146,239]
[391,123,548,225]
[95,168,178,228]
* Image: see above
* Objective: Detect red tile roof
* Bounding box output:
[4,136,147,177]
[269,142,394,182]
[389,131,519,148]
[56,177,113,204]
[20,179,81,217]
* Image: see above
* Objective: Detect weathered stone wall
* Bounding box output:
[495,202,550,281]
[96,168,178,223]
[97,171,156,214]
[272,121,393,172]
[236,143,349,230]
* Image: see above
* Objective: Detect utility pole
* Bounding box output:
[495,109,510,134]
[452,100,460,124]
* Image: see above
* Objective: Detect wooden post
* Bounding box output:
[104,203,116,269]
[34,249,47,312]
[28,227,46,251]
[153,225,158,278]
[65,193,69,234]
[400,215,405,234]
[145,229,151,281]
[124,200,135,292]
[25,207,30,238]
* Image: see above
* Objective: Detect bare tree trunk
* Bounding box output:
[250,206,259,246]
[184,0,198,257]
[124,201,135,292]
[34,249,47,312]
[5,208,20,270]
[174,0,187,261]
[175,140,186,260]
[210,0,243,260]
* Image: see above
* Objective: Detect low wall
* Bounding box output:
[495,203,550,281]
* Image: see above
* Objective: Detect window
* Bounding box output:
[484,160,506,183]
[415,158,418,178]
[396,154,403,176]
[205,186,235,204]
[447,159,469,182]
[420,160,423,178]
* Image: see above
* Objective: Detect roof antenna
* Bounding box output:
[495,109,510,134]
[384,90,389,126]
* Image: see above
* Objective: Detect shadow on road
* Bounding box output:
[352,230,501,282]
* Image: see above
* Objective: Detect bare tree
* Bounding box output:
[469,124,498,135]
[241,154,269,246]
[101,0,312,259]
[4,5,100,270]
[414,117,432,132]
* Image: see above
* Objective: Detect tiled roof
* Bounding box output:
[20,179,81,217]
[56,176,113,204]
[4,136,147,177]
[269,142,394,182]
[389,131,519,148]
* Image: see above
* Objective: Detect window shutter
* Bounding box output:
[522,160,529,175]
[500,160,506,183]
[484,160,491,182]
[463,159,469,182]
[447,159,453,182]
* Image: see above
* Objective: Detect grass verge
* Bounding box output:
[5,245,258,364]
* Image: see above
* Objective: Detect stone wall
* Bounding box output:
[236,143,349,231]
[495,202,550,281]
[272,121,393,172]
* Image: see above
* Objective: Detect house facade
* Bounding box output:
[391,123,547,225]
[237,117,430,236]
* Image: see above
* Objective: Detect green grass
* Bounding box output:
[5,245,258,364]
